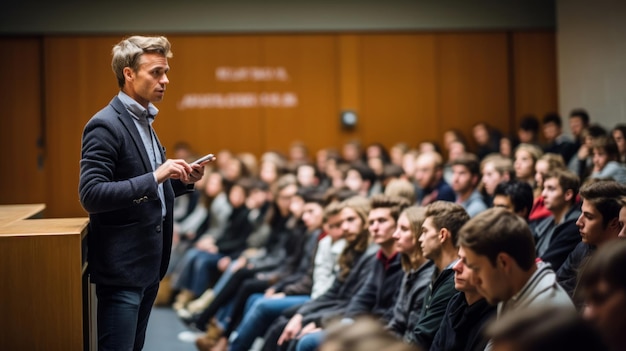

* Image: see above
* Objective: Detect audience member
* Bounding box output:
[513,143,543,189]
[579,240,626,351]
[429,244,496,351]
[472,122,501,160]
[450,153,488,217]
[517,114,540,146]
[568,124,607,180]
[386,207,435,340]
[568,108,591,148]
[532,169,581,271]
[557,179,626,303]
[479,154,513,207]
[458,208,574,333]
[612,124,626,163]
[492,180,534,220]
[486,306,606,351]
[542,112,577,164]
[414,151,455,206]
[590,135,626,183]
[529,152,566,222]
[408,201,470,349]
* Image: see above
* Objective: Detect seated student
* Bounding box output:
[430,246,496,351]
[532,169,581,271]
[541,112,577,164]
[612,124,626,164]
[386,207,435,340]
[218,190,330,351]
[407,201,470,350]
[579,240,626,351]
[192,187,323,350]
[619,196,626,238]
[486,305,606,351]
[480,154,513,207]
[171,178,265,310]
[450,153,488,217]
[568,124,607,181]
[414,151,456,206]
[291,195,410,351]
[343,163,378,198]
[557,179,626,303]
[458,208,574,349]
[529,153,566,222]
[590,135,626,184]
[491,180,534,220]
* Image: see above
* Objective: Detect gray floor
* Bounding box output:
[144,306,199,351]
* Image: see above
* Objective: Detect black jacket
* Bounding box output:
[430,292,495,351]
[532,204,582,271]
[386,260,435,338]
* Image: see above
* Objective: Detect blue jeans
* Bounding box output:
[95,280,159,351]
[174,248,224,296]
[296,330,325,351]
[229,294,310,351]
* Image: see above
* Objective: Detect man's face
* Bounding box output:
[493,195,515,213]
[453,246,478,293]
[576,199,608,246]
[481,163,505,196]
[125,52,169,108]
[393,212,417,254]
[542,122,560,142]
[463,245,508,305]
[340,207,364,243]
[302,202,324,231]
[325,213,344,242]
[368,208,397,248]
[618,206,626,238]
[569,116,585,138]
[344,170,364,193]
[592,148,610,171]
[414,156,438,189]
[541,177,570,213]
[583,280,626,348]
[451,164,476,194]
[419,216,441,261]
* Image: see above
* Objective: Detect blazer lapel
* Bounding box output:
[110,97,152,172]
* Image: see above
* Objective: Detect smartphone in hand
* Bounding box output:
[191,153,216,165]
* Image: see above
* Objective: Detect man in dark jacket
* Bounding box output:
[409,201,470,349]
[531,169,581,271]
[430,247,495,351]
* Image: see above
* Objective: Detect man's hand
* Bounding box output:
[183,163,206,185]
[298,322,321,338]
[278,314,304,345]
[154,159,192,183]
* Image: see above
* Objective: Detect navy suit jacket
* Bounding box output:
[79,96,192,287]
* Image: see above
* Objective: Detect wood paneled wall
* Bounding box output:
[0,32,557,217]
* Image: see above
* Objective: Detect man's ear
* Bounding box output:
[496,252,511,271]
[439,227,450,244]
[564,189,575,203]
[123,67,134,81]
[607,217,621,233]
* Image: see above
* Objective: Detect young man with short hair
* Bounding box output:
[532,169,581,271]
[491,180,534,220]
[458,208,573,321]
[556,179,626,301]
[408,201,470,350]
[450,154,488,217]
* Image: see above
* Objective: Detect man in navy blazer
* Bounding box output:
[79,36,209,351]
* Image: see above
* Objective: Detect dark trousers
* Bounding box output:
[95,280,159,351]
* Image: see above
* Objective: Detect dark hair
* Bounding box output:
[347,163,377,185]
[569,108,590,125]
[580,239,626,295]
[579,179,626,227]
[586,124,607,138]
[592,135,620,161]
[370,194,411,222]
[493,180,534,218]
[543,169,580,202]
[450,153,481,177]
[542,112,562,127]
[519,114,540,133]
[458,208,536,270]
[486,306,606,351]
[425,201,470,247]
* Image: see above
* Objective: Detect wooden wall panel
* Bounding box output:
[44,36,120,217]
[261,35,338,155]
[511,32,558,126]
[436,33,511,152]
[157,35,265,157]
[359,34,438,149]
[0,38,45,205]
